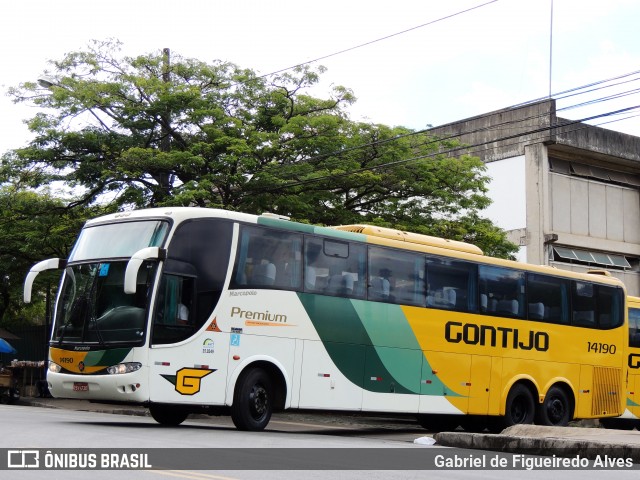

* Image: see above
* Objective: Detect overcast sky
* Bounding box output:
[1,0,638,157]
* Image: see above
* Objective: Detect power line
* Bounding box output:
[244,104,640,195]
[553,75,640,103]
[558,88,640,112]
[250,0,500,81]
[239,76,640,182]
[514,69,640,108]
[595,113,640,127]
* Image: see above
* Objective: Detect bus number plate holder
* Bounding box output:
[73,382,89,392]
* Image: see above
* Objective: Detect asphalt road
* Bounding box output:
[1,402,640,479]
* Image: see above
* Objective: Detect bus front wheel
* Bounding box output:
[503,383,535,427]
[149,405,189,426]
[536,386,572,426]
[231,368,273,431]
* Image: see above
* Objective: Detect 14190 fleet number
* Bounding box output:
[587,342,616,354]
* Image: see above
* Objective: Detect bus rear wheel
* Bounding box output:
[149,405,189,426]
[503,383,535,427]
[231,368,273,431]
[536,386,572,426]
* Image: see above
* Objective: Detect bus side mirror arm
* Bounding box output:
[23,258,67,304]
[124,247,167,295]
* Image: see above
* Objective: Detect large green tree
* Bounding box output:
[2,40,516,258]
[0,187,105,327]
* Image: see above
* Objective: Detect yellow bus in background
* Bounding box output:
[23,208,628,431]
[601,296,640,430]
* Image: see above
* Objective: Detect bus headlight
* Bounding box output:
[48,362,61,373]
[106,362,142,375]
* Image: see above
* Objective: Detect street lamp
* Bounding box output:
[37,76,57,89]
[37,76,109,129]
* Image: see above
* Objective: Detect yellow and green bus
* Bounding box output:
[601,296,640,430]
[24,207,627,431]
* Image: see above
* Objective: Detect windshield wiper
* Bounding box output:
[84,271,105,347]
[58,295,89,346]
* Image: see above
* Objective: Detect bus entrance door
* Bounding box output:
[147,337,230,405]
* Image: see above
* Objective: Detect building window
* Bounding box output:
[552,246,631,270]
[549,158,640,188]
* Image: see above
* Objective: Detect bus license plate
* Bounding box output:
[73,382,89,392]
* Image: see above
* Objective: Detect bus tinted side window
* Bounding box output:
[304,237,366,299]
[479,265,525,318]
[572,281,596,327]
[426,257,477,312]
[231,225,302,291]
[596,285,624,329]
[630,308,640,348]
[153,218,232,345]
[368,246,425,306]
[570,282,623,329]
[526,273,570,324]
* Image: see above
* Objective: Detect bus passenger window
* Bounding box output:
[231,225,302,291]
[368,247,425,306]
[252,258,276,286]
[596,285,623,329]
[326,264,354,296]
[570,282,622,329]
[478,265,524,318]
[303,237,365,299]
[572,282,596,327]
[526,273,570,324]
[304,241,321,290]
[426,257,476,312]
[630,308,640,348]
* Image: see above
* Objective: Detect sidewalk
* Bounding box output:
[15,395,640,462]
[17,395,149,417]
[435,424,640,462]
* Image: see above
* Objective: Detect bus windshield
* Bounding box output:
[52,261,157,345]
[49,220,169,346]
[69,220,169,262]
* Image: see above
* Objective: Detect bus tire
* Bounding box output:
[536,386,572,426]
[503,383,535,427]
[231,367,273,431]
[149,405,189,426]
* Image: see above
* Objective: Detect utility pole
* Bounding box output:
[158,47,172,197]
[161,48,171,155]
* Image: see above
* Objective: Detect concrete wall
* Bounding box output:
[549,174,640,249]
[430,99,640,166]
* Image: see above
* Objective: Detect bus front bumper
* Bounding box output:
[47,370,149,403]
